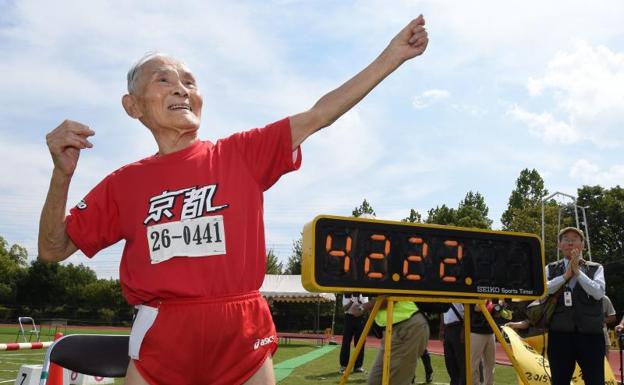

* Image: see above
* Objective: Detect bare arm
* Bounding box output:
[504,320,530,330]
[290,15,429,149]
[38,120,94,262]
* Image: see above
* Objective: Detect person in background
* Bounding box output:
[440,303,465,385]
[469,302,495,385]
[615,314,624,348]
[352,300,429,385]
[546,227,605,385]
[602,295,616,357]
[412,350,434,384]
[339,293,368,374]
[616,315,624,334]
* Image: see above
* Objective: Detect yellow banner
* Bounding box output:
[609,329,618,350]
[502,326,617,385]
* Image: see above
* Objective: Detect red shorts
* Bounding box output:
[133,291,278,385]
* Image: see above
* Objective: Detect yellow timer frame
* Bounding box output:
[301,215,546,300]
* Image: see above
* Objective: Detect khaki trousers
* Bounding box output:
[470,332,495,385]
[368,312,429,385]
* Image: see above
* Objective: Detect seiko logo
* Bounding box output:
[253,335,276,350]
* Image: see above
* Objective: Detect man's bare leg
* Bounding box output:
[124,361,150,385]
[244,356,276,385]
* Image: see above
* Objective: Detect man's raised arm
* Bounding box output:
[38,120,94,262]
[289,15,429,149]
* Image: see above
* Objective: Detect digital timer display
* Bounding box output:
[301,215,545,299]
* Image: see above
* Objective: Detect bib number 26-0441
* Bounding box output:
[147,215,226,264]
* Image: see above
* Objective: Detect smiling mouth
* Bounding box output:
[168,103,192,111]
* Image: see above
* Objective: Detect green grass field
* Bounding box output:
[2,326,520,384]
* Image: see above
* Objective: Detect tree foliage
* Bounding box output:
[0,236,28,305]
[0,235,132,324]
[401,209,422,223]
[352,199,376,218]
[456,191,493,229]
[426,192,492,229]
[577,185,624,262]
[503,201,564,261]
[284,235,303,275]
[266,249,283,275]
[426,204,456,225]
[501,168,548,230]
[577,185,624,312]
[499,169,567,259]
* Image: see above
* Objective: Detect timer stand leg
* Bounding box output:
[479,303,530,385]
[381,299,395,385]
[339,296,386,385]
[619,335,623,385]
[464,301,473,385]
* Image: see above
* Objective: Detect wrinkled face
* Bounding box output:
[132,56,202,133]
[558,231,584,258]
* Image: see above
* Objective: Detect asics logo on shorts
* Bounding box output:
[253,335,276,350]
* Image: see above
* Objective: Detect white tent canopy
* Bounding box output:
[260,275,335,303]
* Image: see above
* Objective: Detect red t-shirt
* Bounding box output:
[66,118,301,305]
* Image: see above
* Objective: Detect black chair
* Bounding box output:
[40,334,130,384]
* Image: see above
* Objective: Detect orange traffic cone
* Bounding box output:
[47,332,65,385]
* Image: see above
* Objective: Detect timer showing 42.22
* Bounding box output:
[301,215,545,300]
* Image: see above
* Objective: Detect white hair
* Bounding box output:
[126,52,176,94]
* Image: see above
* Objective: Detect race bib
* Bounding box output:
[147,215,226,264]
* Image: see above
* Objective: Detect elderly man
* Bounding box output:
[546,227,605,385]
[38,16,429,385]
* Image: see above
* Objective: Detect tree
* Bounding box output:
[425,192,492,230]
[0,254,25,305]
[577,185,624,262]
[16,260,63,309]
[352,199,376,218]
[499,169,568,259]
[455,191,492,229]
[0,236,7,256]
[8,244,28,267]
[425,204,456,225]
[56,263,98,306]
[266,249,283,275]
[284,235,303,275]
[401,209,422,223]
[0,235,136,324]
[501,169,548,230]
[575,185,624,323]
[504,201,562,260]
[0,236,28,306]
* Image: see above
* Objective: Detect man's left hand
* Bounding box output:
[385,15,429,63]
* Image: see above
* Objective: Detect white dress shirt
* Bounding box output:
[443,303,464,324]
[546,258,605,300]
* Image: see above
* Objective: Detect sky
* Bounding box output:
[1,0,623,279]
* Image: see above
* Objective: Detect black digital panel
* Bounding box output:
[302,216,545,299]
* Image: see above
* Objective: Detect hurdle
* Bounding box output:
[0,341,52,351]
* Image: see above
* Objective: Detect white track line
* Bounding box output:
[0,352,44,357]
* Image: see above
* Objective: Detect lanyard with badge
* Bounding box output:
[563,286,573,307]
